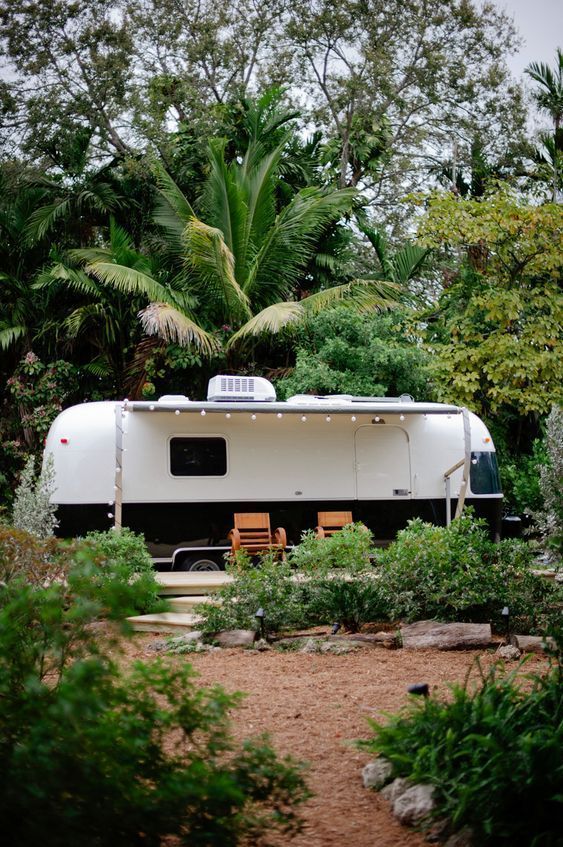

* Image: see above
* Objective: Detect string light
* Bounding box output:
[200,410,206,416]
[225,413,231,419]
[326,415,331,422]
[175,409,180,415]
[251,414,257,421]
[351,415,357,422]
[276,413,283,419]
[301,415,307,422]
[149,404,155,411]
[400,414,405,421]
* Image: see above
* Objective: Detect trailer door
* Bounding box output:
[355,426,411,499]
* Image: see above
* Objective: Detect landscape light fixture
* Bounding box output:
[331,622,341,635]
[501,606,510,643]
[407,683,429,697]
[255,607,265,639]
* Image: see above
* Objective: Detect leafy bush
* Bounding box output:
[535,404,563,561]
[359,632,563,845]
[288,524,374,573]
[375,514,561,632]
[0,569,309,847]
[500,436,547,515]
[11,453,58,538]
[0,525,164,616]
[304,573,386,633]
[200,552,312,635]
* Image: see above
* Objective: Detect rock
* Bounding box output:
[214,629,256,647]
[511,634,554,654]
[300,638,322,653]
[253,638,272,651]
[380,777,413,803]
[400,621,492,650]
[393,783,435,826]
[496,644,521,661]
[320,641,359,654]
[362,758,393,790]
[168,631,203,646]
[444,826,475,847]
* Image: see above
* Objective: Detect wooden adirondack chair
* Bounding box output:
[228,513,287,557]
[315,511,354,539]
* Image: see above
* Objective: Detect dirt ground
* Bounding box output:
[124,633,545,847]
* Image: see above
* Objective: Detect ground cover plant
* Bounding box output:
[359,631,563,846]
[0,541,309,847]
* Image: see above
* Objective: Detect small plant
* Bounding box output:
[305,573,386,632]
[11,453,58,538]
[359,630,563,845]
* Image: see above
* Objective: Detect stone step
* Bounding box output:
[155,571,233,596]
[168,595,221,613]
[127,612,202,633]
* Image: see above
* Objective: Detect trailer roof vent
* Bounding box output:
[207,375,276,402]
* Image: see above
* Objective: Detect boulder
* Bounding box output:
[496,644,522,661]
[400,621,492,650]
[362,758,393,790]
[380,777,413,803]
[393,783,435,826]
[214,629,256,647]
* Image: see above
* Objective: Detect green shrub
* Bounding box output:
[200,552,312,635]
[359,631,563,846]
[80,528,163,614]
[0,525,164,616]
[500,436,547,515]
[375,514,561,632]
[11,453,58,538]
[0,570,309,847]
[304,573,386,632]
[288,524,374,573]
[535,404,563,562]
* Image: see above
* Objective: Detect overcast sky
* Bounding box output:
[493,0,562,77]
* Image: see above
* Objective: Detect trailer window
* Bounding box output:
[170,437,227,476]
[470,451,501,494]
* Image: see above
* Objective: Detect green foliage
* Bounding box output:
[11,454,58,538]
[0,525,163,617]
[275,308,432,400]
[376,514,561,632]
[200,553,311,635]
[535,404,563,561]
[359,637,563,845]
[0,568,309,846]
[304,574,386,634]
[80,528,164,615]
[418,190,563,422]
[288,524,374,574]
[499,437,548,515]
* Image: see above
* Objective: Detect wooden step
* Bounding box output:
[168,595,221,613]
[155,571,233,596]
[127,612,202,633]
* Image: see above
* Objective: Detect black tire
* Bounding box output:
[174,553,223,572]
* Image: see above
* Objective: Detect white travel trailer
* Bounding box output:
[44,375,502,569]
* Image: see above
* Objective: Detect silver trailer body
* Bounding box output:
[44,378,502,569]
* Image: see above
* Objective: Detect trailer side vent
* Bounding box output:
[207,375,276,402]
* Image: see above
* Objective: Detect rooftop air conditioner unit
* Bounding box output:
[207,375,276,402]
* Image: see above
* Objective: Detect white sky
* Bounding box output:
[493,0,562,77]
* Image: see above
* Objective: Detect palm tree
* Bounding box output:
[526,49,563,201]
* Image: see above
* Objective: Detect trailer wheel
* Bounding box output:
[175,553,223,572]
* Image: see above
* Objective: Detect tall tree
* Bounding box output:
[526,48,563,202]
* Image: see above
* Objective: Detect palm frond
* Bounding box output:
[35,263,101,296]
[184,218,250,321]
[138,302,218,355]
[227,301,305,346]
[154,164,196,224]
[85,262,170,302]
[245,187,356,305]
[300,279,401,314]
[25,198,72,243]
[64,303,105,338]
[83,356,114,378]
[204,141,248,264]
[392,245,430,284]
[359,225,394,278]
[0,324,25,350]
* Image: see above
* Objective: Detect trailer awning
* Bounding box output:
[123,399,462,415]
